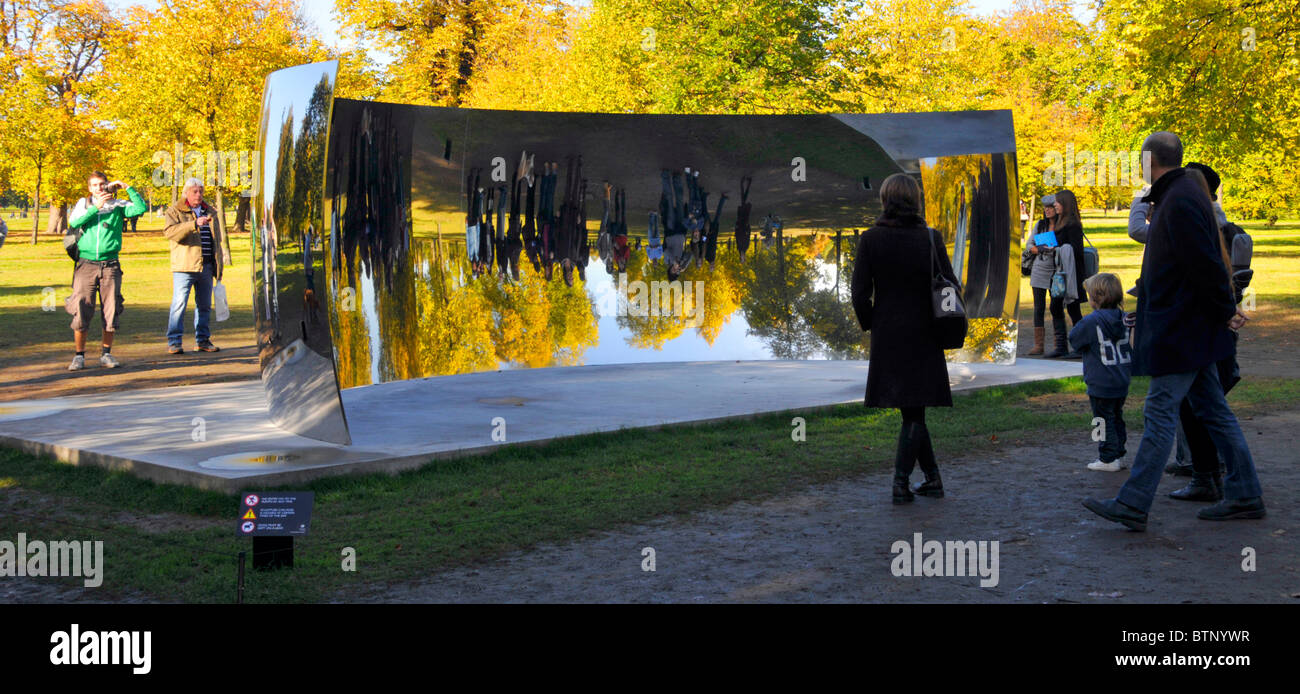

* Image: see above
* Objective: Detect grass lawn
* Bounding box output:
[0,226,255,367]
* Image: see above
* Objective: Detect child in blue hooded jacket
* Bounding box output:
[1069,273,1133,471]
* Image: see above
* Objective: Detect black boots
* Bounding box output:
[892,474,915,504]
[1169,472,1223,502]
[912,423,944,497]
[892,422,917,504]
[1082,497,1148,531]
[1197,496,1266,521]
[893,421,942,503]
[1043,321,1068,358]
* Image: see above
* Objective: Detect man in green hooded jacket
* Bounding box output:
[65,171,147,370]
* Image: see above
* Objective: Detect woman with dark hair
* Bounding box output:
[851,173,961,503]
[1045,188,1088,358]
[1023,194,1057,355]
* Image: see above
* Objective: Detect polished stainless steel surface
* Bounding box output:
[253,60,350,445]
[255,61,1019,443]
[922,152,1021,363]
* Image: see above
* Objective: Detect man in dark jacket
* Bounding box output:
[1083,132,1264,531]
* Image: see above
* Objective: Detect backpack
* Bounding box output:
[1221,222,1253,301]
[1222,222,1252,271]
[63,196,94,261]
[1081,230,1099,279]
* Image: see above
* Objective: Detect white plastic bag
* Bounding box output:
[213,281,230,322]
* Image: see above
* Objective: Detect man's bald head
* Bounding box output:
[1143,131,1183,170]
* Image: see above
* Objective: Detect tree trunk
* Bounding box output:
[234,195,250,233]
[29,181,40,244]
[216,187,233,265]
[46,203,68,236]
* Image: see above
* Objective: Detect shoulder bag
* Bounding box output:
[929,228,968,349]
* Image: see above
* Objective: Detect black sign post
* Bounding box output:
[238,492,314,571]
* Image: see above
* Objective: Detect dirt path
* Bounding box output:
[0,340,259,403]
[340,410,1300,603]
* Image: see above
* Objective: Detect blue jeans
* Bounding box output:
[1116,363,1262,512]
[167,261,214,347]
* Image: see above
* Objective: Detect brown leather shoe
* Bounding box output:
[196,341,220,352]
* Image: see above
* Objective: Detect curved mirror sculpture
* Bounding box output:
[255,62,1020,444]
[253,61,349,444]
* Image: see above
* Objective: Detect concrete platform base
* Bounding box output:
[0,359,1080,493]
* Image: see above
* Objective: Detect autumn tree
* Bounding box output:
[0,0,115,242]
[334,0,559,106]
[465,0,850,114]
[100,0,335,261]
[1091,0,1300,221]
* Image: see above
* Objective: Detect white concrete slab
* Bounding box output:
[0,359,1081,493]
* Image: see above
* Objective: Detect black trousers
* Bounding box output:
[1049,295,1083,327]
[1089,396,1128,463]
[1032,287,1047,327]
[1180,345,1241,477]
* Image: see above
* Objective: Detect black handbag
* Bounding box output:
[1020,246,1034,277]
[929,228,968,349]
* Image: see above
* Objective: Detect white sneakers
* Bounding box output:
[1087,457,1129,472]
[68,353,120,370]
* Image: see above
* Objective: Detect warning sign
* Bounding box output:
[236,492,314,537]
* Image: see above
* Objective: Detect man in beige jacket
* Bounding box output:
[163,178,225,354]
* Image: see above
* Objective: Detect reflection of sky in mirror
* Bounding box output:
[359,262,382,384]
[571,252,847,367]
[259,62,337,210]
[579,261,770,366]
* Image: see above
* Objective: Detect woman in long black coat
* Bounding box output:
[851,173,962,504]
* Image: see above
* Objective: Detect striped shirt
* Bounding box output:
[196,204,214,264]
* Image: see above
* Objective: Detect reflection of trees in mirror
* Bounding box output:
[289,76,332,241]
[951,317,1017,365]
[271,109,296,244]
[738,232,864,359]
[922,152,1018,321]
[332,226,894,387]
[331,238,599,387]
